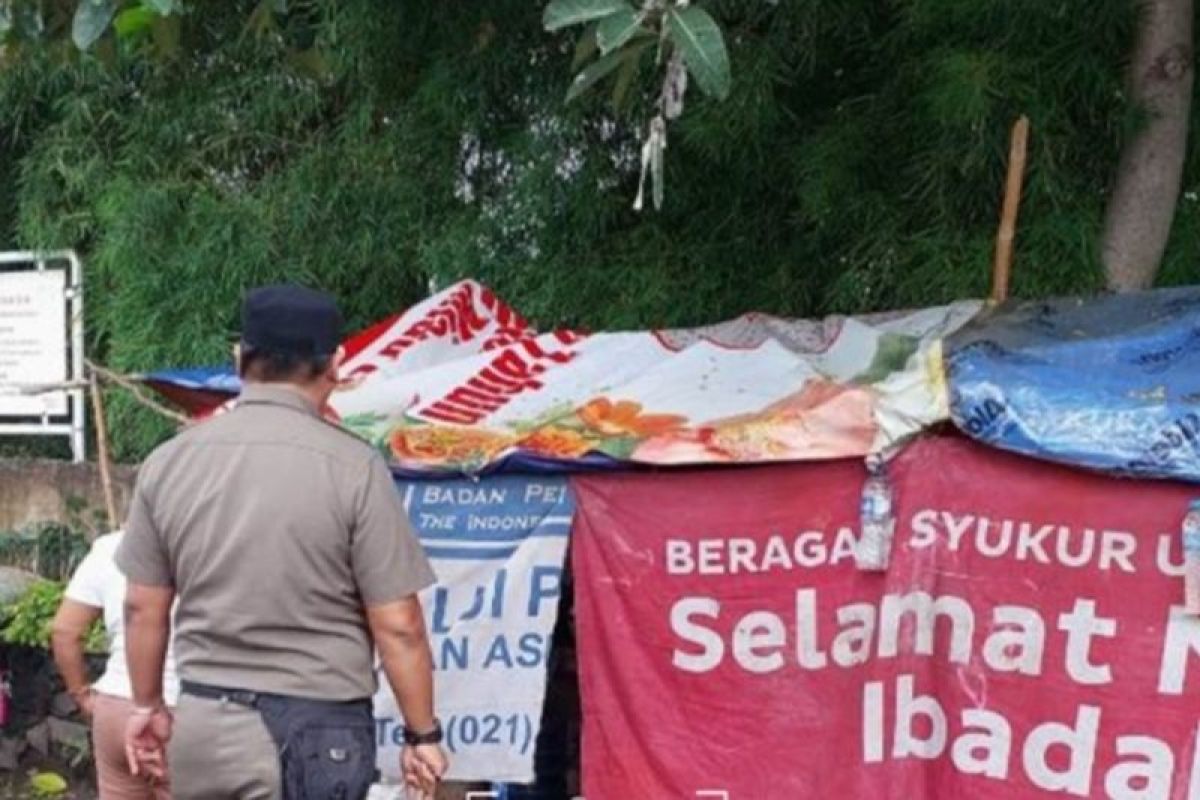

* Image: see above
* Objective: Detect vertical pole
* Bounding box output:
[68,252,87,462]
[89,371,118,531]
[992,116,1030,303]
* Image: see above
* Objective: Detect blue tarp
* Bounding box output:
[144,366,239,394]
[945,286,1200,483]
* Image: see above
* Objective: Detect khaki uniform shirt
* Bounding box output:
[116,384,434,701]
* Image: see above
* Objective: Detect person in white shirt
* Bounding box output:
[51,531,179,800]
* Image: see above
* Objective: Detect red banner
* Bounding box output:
[572,436,1200,799]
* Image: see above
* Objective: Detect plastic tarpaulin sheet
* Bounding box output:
[146,280,980,473]
[946,287,1200,482]
[571,435,1200,798]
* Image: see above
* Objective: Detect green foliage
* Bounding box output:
[1,579,106,652]
[545,0,733,207]
[3,0,267,54]
[1,581,61,648]
[0,523,93,581]
[546,0,731,101]
[0,0,1197,460]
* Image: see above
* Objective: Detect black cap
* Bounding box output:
[240,285,344,357]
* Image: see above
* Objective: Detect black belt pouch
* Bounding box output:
[256,694,378,800]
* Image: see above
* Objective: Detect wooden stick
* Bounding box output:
[992,115,1030,303]
[85,359,189,425]
[89,370,119,531]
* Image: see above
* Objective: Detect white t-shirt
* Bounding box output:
[64,532,180,705]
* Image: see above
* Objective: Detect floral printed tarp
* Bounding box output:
[146,281,982,473]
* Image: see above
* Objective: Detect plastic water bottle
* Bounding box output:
[1183,500,1200,614]
[856,456,896,571]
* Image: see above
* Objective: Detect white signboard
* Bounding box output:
[0,270,68,416]
[373,474,573,784]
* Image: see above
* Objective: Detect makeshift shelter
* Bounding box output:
[145,282,1200,798]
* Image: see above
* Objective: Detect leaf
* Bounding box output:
[543,0,629,32]
[596,8,643,54]
[570,22,598,71]
[610,45,642,110]
[144,0,181,13]
[113,6,156,38]
[666,6,731,100]
[72,0,116,51]
[566,46,626,102]
[567,39,651,102]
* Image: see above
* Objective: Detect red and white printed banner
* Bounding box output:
[572,436,1200,799]
[330,280,980,472]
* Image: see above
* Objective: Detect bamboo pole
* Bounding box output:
[89,370,119,531]
[992,115,1031,303]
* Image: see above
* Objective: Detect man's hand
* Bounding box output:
[367,598,443,796]
[402,743,448,798]
[124,706,173,780]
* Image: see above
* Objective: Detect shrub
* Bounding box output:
[1,580,107,654]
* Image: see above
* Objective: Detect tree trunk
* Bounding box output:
[1101,0,1194,291]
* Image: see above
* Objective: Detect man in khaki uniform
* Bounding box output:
[117,285,449,799]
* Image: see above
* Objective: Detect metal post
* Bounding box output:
[67,251,86,463]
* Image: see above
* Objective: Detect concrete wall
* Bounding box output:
[0,458,136,533]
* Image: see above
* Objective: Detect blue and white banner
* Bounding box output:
[373,475,574,783]
[946,286,1200,483]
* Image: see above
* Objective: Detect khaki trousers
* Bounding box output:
[93,694,172,800]
[168,693,282,800]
